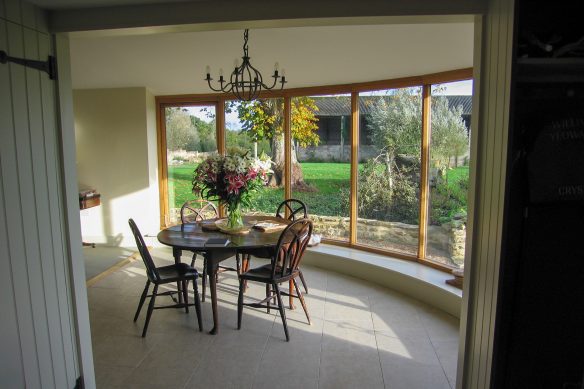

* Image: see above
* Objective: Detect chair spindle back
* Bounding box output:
[272,218,313,280]
[276,199,308,221]
[128,218,159,282]
[180,199,218,224]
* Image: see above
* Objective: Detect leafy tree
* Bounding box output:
[236,97,320,187]
[192,116,216,151]
[367,89,468,191]
[429,97,468,171]
[360,89,469,223]
[166,107,195,151]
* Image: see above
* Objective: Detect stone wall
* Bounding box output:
[311,214,466,266]
[168,149,214,165]
[169,207,466,267]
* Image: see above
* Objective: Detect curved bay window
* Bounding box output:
[157,68,473,272]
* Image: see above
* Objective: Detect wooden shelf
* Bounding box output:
[79,195,100,210]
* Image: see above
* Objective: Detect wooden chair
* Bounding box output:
[180,199,218,301]
[129,218,203,337]
[180,199,240,301]
[237,218,313,341]
[239,199,310,302]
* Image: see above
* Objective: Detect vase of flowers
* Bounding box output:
[192,149,272,231]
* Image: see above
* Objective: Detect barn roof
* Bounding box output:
[311,95,472,117]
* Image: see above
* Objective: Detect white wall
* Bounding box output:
[69,23,475,95]
[74,87,160,246]
[0,0,85,387]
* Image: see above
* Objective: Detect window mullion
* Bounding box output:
[418,85,432,259]
[284,96,292,208]
[350,92,359,245]
[217,97,226,217]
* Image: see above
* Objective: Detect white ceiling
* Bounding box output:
[70,22,474,96]
[29,0,195,10]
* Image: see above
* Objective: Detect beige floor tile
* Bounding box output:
[432,339,459,388]
[371,302,427,339]
[120,365,195,389]
[94,363,135,388]
[376,331,450,388]
[319,350,384,389]
[323,293,372,322]
[322,320,377,352]
[418,306,460,342]
[380,359,451,389]
[86,246,461,389]
[91,333,162,368]
[252,338,320,389]
[185,346,265,389]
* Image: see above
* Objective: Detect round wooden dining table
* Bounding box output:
[157,215,289,334]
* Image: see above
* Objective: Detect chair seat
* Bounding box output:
[239,247,273,259]
[241,263,298,282]
[156,263,198,284]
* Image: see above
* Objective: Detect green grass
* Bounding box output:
[446,165,469,186]
[168,163,198,210]
[168,162,469,218]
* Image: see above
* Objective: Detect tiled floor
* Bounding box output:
[88,247,459,389]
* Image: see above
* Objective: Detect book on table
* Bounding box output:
[204,237,231,247]
[252,222,286,232]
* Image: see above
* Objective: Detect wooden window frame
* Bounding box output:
[156,67,473,272]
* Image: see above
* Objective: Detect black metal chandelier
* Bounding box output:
[205,29,286,101]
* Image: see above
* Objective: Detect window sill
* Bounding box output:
[305,244,463,318]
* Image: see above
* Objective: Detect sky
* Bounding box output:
[186,79,473,130]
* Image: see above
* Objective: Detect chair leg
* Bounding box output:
[134,280,150,322]
[293,278,311,325]
[242,255,249,292]
[202,258,207,302]
[142,284,158,337]
[192,277,203,331]
[273,283,290,341]
[190,252,197,268]
[266,283,271,314]
[237,278,245,330]
[298,269,309,294]
[289,279,295,310]
[181,280,189,313]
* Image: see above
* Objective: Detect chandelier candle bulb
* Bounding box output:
[205,65,210,76]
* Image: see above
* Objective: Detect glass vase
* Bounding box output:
[226,202,244,230]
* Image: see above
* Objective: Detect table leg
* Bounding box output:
[206,255,220,335]
[173,247,183,305]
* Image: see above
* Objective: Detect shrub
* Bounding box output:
[341,159,420,225]
[430,174,469,225]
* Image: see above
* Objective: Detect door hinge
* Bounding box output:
[0,50,57,80]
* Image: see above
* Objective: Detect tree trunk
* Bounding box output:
[385,152,394,193]
[268,133,305,187]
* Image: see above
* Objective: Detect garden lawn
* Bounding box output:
[168,162,468,217]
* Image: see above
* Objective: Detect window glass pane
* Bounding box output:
[292,95,351,241]
[357,88,422,256]
[225,98,283,214]
[426,80,472,268]
[165,105,217,224]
